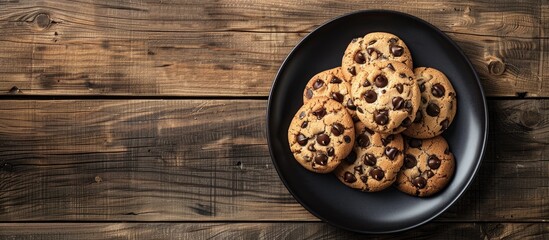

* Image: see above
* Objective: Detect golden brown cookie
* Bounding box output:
[342,32,413,82]
[395,136,455,197]
[335,121,404,192]
[351,61,420,134]
[303,67,357,119]
[288,97,355,173]
[403,67,457,138]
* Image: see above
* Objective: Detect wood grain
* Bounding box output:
[542,3,548,97]
[0,0,541,36]
[0,99,547,222]
[0,0,546,97]
[0,223,547,240]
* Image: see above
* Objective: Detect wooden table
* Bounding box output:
[0,1,547,239]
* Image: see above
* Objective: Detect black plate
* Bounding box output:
[266,10,488,233]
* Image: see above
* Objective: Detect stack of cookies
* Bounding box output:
[288,32,458,197]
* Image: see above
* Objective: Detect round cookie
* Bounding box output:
[303,67,357,119]
[288,97,355,173]
[395,136,455,197]
[335,121,404,192]
[351,61,420,134]
[403,67,457,139]
[342,32,413,82]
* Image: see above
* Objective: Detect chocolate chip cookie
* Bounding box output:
[288,97,355,173]
[335,121,404,192]
[403,67,457,139]
[342,32,413,82]
[395,136,455,197]
[303,67,357,119]
[351,61,420,134]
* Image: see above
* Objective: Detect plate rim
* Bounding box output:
[266,9,489,234]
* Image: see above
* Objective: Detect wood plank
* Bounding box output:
[0,0,541,36]
[0,223,547,240]
[542,2,548,95]
[0,100,547,221]
[0,0,546,97]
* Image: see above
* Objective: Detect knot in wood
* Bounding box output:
[488,58,505,75]
[520,110,540,129]
[94,176,103,183]
[35,13,51,29]
[8,86,22,94]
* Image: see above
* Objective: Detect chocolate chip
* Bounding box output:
[362,80,371,87]
[366,47,376,55]
[315,153,328,166]
[368,40,377,45]
[343,171,357,183]
[424,170,434,179]
[404,154,417,168]
[354,165,363,174]
[297,134,308,146]
[299,111,306,119]
[346,99,356,110]
[404,101,413,110]
[399,73,406,78]
[395,83,403,93]
[408,138,422,148]
[432,83,445,97]
[331,123,344,136]
[374,75,388,88]
[356,133,370,148]
[330,76,342,83]
[364,90,377,103]
[428,155,441,169]
[317,134,330,146]
[344,135,351,143]
[307,144,316,152]
[392,97,404,110]
[440,118,449,131]
[374,110,389,125]
[305,89,313,99]
[360,176,368,183]
[300,121,308,128]
[363,127,375,134]
[313,79,324,90]
[419,83,426,92]
[401,117,412,127]
[387,63,395,71]
[408,76,414,81]
[357,107,364,113]
[345,151,357,164]
[385,147,399,160]
[426,103,440,117]
[354,51,366,64]
[413,110,423,123]
[444,148,450,155]
[381,135,394,146]
[327,147,334,156]
[363,153,376,166]
[421,97,427,104]
[390,45,404,56]
[312,108,327,119]
[370,168,385,181]
[412,176,427,188]
[388,38,398,44]
[348,66,356,76]
[331,92,344,103]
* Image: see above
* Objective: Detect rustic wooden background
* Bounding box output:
[0,0,547,239]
